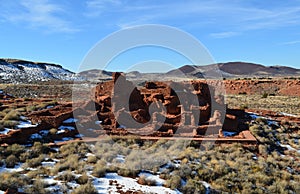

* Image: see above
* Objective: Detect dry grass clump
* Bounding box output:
[55,171,76,182]
[76,173,89,185]
[0,172,30,191]
[24,179,50,194]
[51,154,80,174]
[3,110,21,121]
[25,155,45,168]
[5,154,19,168]
[137,175,156,186]
[71,182,98,194]
[92,160,107,178]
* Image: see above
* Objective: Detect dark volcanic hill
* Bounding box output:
[166,62,300,78]
[217,62,300,76]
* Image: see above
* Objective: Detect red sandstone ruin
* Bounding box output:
[0,73,260,145]
[76,72,243,138]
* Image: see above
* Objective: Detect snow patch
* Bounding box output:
[42,161,56,167]
[0,128,12,135]
[40,130,49,136]
[95,120,102,125]
[58,125,75,131]
[63,118,78,124]
[75,134,84,138]
[30,133,42,139]
[223,131,236,137]
[0,163,24,173]
[280,112,298,117]
[17,120,38,128]
[93,173,180,194]
[280,144,300,153]
[54,137,73,143]
[115,155,125,163]
[56,129,65,134]
[139,172,165,186]
[201,181,211,194]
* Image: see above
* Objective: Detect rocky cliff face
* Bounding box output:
[0,58,79,83]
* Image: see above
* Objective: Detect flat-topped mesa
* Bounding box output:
[91,73,240,136]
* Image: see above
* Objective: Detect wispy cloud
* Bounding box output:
[85,0,121,17]
[1,0,78,33]
[83,0,300,37]
[281,40,300,45]
[210,31,239,38]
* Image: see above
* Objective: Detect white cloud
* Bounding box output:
[210,31,239,39]
[83,0,300,35]
[85,0,121,17]
[281,40,300,45]
[1,0,78,33]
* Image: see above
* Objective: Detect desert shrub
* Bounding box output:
[27,167,49,179]
[159,171,171,180]
[56,171,76,182]
[179,164,192,179]
[25,179,49,194]
[31,142,49,156]
[258,144,268,157]
[49,128,57,135]
[164,174,181,190]
[16,107,26,113]
[52,155,79,174]
[71,182,98,194]
[92,164,106,178]
[137,175,156,186]
[74,161,87,175]
[107,164,119,172]
[5,144,25,156]
[0,120,19,128]
[100,150,118,163]
[239,104,248,110]
[182,179,206,194]
[117,168,138,178]
[26,105,37,112]
[25,155,44,168]
[5,154,19,168]
[87,155,97,164]
[0,172,29,191]
[76,173,89,185]
[19,151,33,162]
[262,92,268,98]
[59,142,88,157]
[3,110,20,121]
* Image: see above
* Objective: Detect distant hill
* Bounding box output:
[80,62,300,81]
[1,59,299,83]
[217,62,300,76]
[166,62,300,78]
[0,58,79,83]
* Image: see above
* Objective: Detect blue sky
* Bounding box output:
[1,0,300,72]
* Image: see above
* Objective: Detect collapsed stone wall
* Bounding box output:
[91,72,240,136]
